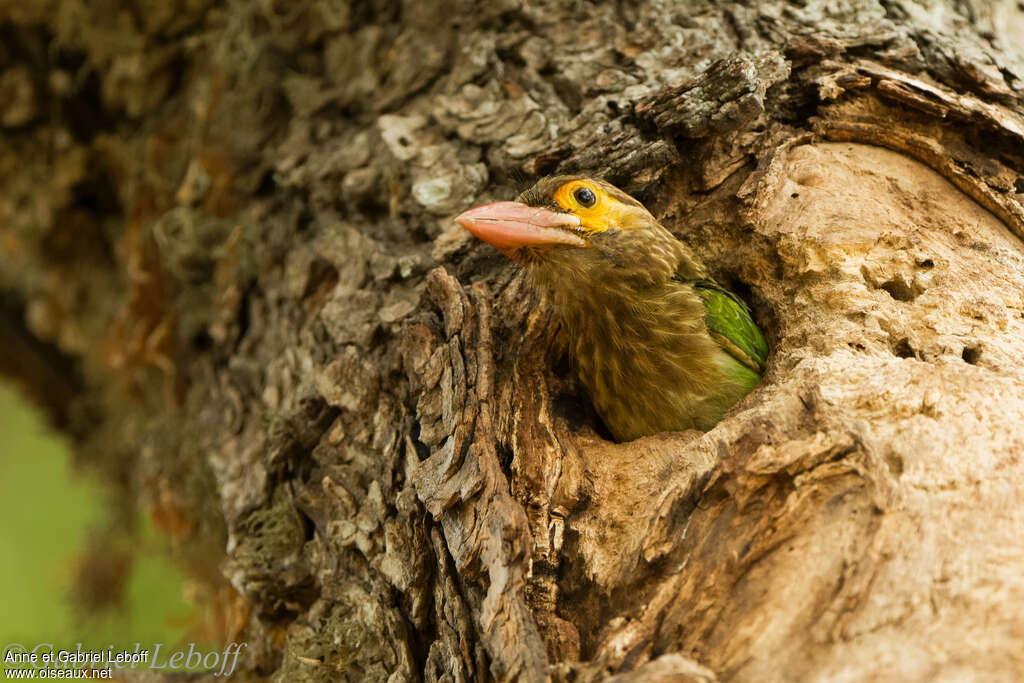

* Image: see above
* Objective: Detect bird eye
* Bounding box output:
[573,186,597,208]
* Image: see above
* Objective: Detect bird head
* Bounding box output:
[455,176,686,287]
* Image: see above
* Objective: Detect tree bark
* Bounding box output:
[3,0,1024,681]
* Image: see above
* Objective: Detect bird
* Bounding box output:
[455,176,768,442]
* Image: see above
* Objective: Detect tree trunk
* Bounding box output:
[3,0,1024,680]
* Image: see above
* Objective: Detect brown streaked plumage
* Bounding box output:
[456,176,767,441]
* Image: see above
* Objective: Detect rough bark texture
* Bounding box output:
[2,0,1024,681]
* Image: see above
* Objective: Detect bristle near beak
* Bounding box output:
[455,201,585,256]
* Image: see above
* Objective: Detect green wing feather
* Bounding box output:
[693,282,768,373]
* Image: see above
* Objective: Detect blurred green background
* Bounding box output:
[0,380,194,651]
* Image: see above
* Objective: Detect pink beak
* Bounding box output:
[455,201,585,257]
